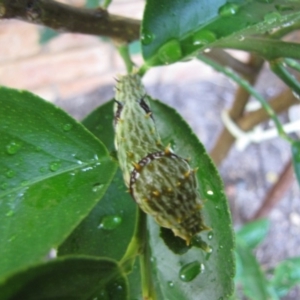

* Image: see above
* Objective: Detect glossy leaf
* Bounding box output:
[0,87,117,280]
[236,219,270,250]
[59,100,137,260]
[142,0,300,65]
[292,141,300,186]
[0,256,128,300]
[236,243,269,300]
[270,256,300,297]
[145,100,234,299]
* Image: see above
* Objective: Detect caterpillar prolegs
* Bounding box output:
[114,74,209,245]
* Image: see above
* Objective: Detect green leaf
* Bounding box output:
[142,0,300,65]
[63,98,234,298]
[236,219,270,250]
[0,87,117,280]
[58,169,137,260]
[145,100,234,299]
[270,256,300,297]
[236,244,269,300]
[59,100,137,261]
[0,256,128,300]
[292,141,300,186]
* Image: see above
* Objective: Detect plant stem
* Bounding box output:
[198,54,293,144]
[209,54,264,165]
[117,44,134,74]
[285,58,300,73]
[139,220,157,300]
[0,0,140,42]
[214,37,300,60]
[270,59,300,98]
[119,208,147,273]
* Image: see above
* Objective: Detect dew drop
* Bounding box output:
[49,161,61,172]
[21,180,29,186]
[192,29,216,46]
[168,281,174,288]
[6,141,22,155]
[264,11,281,24]
[6,210,14,217]
[63,123,73,131]
[92,183,104,192]
[191,235,211,252]
[158,39,182,64]
[98,215,122,230]
[5,169,16,178]
[141,29,155,45]
[8,235,16,242]
[207,231,214,240]
[1,182,8,190]
[206,190,214,196]
[39,166,47,173]
[179,261,201,282]
[218,3,239,17]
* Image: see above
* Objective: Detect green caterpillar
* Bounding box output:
[114,73,209,245]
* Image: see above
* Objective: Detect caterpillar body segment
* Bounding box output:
[114,73,209,244]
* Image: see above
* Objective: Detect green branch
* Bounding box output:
[270,59,300,99]
[117,44,135,74]
[119,208,147,273]
[214,37,300,61]
[198,54,293,143]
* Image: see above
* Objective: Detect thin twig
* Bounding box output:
[0,0,140,42]
[250,159,294,220]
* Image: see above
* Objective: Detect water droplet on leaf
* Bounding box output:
[207,231,214,240]
[158,39,182,64]
[6,141,22,155]
[218,3,239,17]
[49,161,61,172]
[264,11,281,24]
[168,281,174,288]
[6,210,14,217]
[63,123,73,131]
[39,166,47,173]
[5,169,16,178]
[98,215,122,230]
[191,235,211,252]
[92,183,104,192]
[192,29,216,46]
[1,182,8,190]
[141,29,155,45]
[179,261,201,282]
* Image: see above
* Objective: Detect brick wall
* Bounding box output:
[0,0,144,102]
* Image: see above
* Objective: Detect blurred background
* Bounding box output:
[1,0,300,298]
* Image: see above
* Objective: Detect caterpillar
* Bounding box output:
[114,73,209,245]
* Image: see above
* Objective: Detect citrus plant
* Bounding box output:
[1,0,300,299]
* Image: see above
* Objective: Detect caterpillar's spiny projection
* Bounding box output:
[114,73,209,245]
